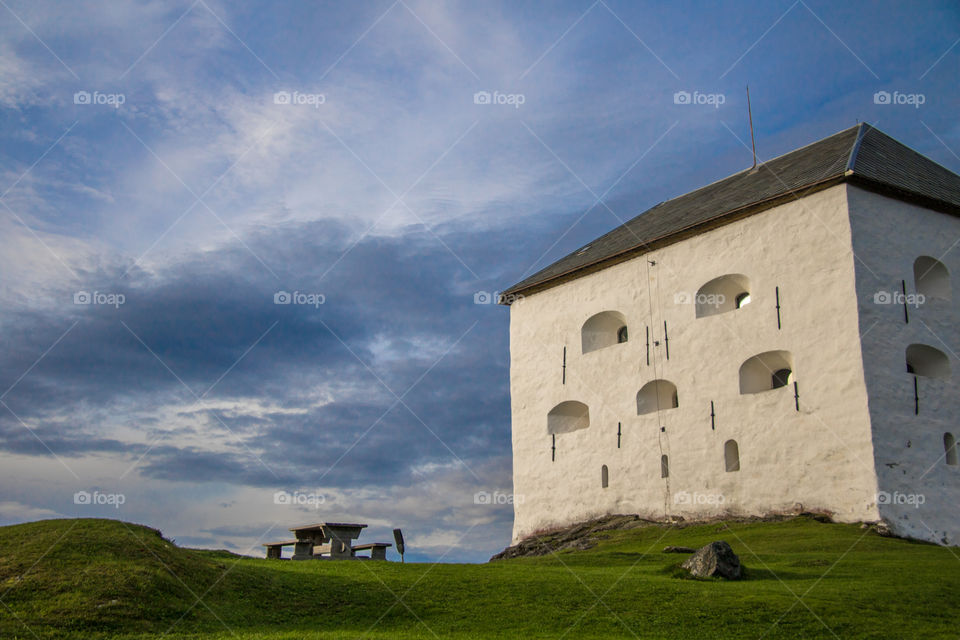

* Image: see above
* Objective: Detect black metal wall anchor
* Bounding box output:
[645,326,650,366]
[562,346,566,385]
[913,376,919,415]
[901,279,909,324]
[617,422,621,448]
[663,321,670,360]
[551,434,556,461]
[775,286,782,329]
[793,381,800,412]
[710,400,715,430]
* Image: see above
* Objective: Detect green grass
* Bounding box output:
[0,516,957,639]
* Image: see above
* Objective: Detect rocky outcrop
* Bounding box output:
[491,512,859,562]
[490,514,649,561]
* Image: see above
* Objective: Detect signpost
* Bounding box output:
[393,528,405,563]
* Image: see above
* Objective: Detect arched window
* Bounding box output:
[601,465,609,488]
[660,455,669,478]
[581,311,629,354]
[945,433,958,466]
[724,440,740,472]
[694,274,751,318]
[637,380,679,415]
[547,401,590,434]
[771,368,793,389]
[905,344,950,378]
[739,351,795,394]
[914,256,950,300]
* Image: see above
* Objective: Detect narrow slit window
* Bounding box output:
[660,455,669,478]
[945,433,958,466]
[601,465,609,488]
[724,439,740,472]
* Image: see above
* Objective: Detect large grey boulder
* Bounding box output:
[681,541,741,579]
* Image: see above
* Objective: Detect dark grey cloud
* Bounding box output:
[0,216,519,497]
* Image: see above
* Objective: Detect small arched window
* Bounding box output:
[547,401,590,434]
[637,380,679,415]
[582,311,629,354]
[739,351,795,394]
[905,344,950,379]
[724,440,740,472]
[660,455,669,478]
[601,465,609,488]
[694,274,751,318]
[945,433,958,466]
[771,368,793,389]
[914,256,951,300]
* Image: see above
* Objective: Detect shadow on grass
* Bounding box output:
[660,563,809,581]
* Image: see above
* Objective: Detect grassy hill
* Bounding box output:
[0,516,958,639]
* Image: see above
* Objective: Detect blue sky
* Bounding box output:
[0,0,957,562]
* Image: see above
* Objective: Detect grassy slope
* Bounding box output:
[0,516,958,639]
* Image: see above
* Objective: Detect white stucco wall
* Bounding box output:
[508,184,881,543]
[847,185,960,545]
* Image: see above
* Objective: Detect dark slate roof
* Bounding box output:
[501,123,960,302]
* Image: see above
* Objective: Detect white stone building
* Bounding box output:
[499,124,959,546]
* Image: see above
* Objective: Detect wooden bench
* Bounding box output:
[262,540,297,559]
[351,542,392,561]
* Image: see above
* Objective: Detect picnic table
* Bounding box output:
[263,522,395,561]
[290,522,367,560]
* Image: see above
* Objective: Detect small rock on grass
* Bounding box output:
[681,541,741,580]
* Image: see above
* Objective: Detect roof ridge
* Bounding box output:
[756,123,862,168]
[845,122,870,172]
[501,122,959,302]
[852,124,960,177]
[649,124,862,211]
